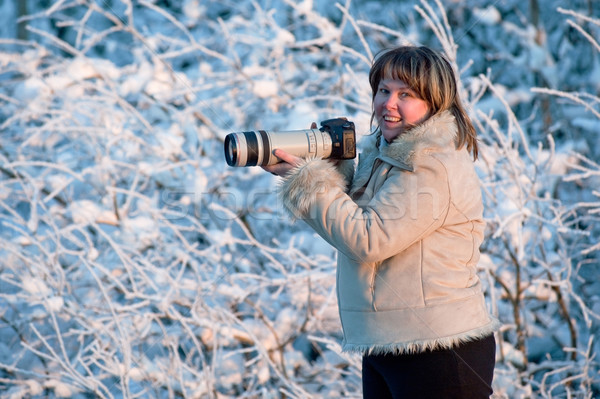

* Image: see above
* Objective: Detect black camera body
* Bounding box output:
[320,118,356,160]
[224,117,356,167]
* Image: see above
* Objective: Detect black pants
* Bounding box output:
[362,335,496,399]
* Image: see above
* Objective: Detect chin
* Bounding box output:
[382,129,401,141]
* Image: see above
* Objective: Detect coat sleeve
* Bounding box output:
[279,156,451,263]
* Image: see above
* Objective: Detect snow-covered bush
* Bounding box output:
[0,0,598,398]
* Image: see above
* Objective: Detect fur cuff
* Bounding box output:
[279,158,347,218]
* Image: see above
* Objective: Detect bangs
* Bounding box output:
[372,50,430,100]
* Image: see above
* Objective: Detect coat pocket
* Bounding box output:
[337,258,379,311]
[372,242,425,311]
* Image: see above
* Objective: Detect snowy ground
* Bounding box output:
[1,0,599,398]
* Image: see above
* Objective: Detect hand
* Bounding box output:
[261,149,302,177]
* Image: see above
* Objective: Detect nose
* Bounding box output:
[383,95,396,110]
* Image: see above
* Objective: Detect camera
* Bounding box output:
[224,118,356,167]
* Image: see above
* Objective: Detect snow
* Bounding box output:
[22,278,52,297]
[1,0,599,398]
[472,6,502,26]
[253,79,280,99]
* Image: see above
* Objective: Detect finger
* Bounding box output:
[272,149,301,165]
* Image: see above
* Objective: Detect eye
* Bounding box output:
[379,88,389,94]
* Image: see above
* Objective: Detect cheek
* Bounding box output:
[410,102,430,120]
[373,97,385,115]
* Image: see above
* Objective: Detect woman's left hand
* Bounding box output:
[261,149,302,177]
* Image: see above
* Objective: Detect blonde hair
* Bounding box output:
[368,46,478,160]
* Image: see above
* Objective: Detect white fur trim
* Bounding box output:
[381,110,457,166]
[342,318,500,355]
[279,158,347,219]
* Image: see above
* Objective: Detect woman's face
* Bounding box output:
[374,78,430,142]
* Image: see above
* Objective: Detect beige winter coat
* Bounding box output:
[279,111,498,355]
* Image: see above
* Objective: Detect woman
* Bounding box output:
[264,45,498,398]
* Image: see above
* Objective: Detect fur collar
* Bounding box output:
[351,111,458,192]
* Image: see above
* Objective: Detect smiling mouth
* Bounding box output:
[383,115,401,123]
